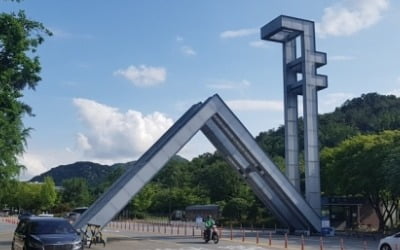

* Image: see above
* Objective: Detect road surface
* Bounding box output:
[0,220,380,250]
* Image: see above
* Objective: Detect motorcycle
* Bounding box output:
[203,225,219,244]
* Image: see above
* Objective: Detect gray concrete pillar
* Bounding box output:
[261,15,328,216]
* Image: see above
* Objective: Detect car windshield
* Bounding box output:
[72,208,87,214]
[30,220,76,234]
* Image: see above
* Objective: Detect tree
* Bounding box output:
[321,130,400,231]
[191,153,247,203]
[38,176,57,211]
[340,93,400,132]
[130,183,158,215]
[256,128,285,158]
[382,145,400,227]
[0,179,20,209]
[0,178,57,213]
[222,198,249,222]
[61,178,91,208]
[153,157,192,188]
[13,182,41,212]
[0,3,51,184]
[91,165,126,198]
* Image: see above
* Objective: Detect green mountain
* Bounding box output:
[29,161,134,186]
[29,156,187,187]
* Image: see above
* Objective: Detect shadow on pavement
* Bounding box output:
[176,241,207,245]
[107,235,202,242]
[0,241,11,246]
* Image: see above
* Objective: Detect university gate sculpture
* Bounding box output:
[74,15,327,233]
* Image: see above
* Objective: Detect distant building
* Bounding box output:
[322,196,399,230]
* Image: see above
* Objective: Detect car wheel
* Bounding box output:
[380,244,392,250]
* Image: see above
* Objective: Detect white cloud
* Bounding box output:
[77,133,92,151]
[220,28,258,39]
[175,36,197,56]
[206,79,251,90]
[329,55,356,61]
[73,98,174,161]
[386,89,400,97]
[176,36,183,42]
[227,99,283,112]
[319,92,355,113]
[386,78,400,97]
[114,65,167,87]
[181,46,197,56]
[18,154,48,181]
[18,149,81,181]
[316,0,389,37]
[249,40,269,48]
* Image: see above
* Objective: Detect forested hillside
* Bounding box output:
[30,161,134,186]
[256,93,400,158]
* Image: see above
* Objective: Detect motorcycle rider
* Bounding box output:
[204,215,215,240]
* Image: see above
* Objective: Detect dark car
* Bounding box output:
[11,216,83,250]
[66,207,88,224]
[17,212,33,220]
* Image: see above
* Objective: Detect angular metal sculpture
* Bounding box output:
[74,15,326,233]
[261,15,327,215]
[74,94,321,232]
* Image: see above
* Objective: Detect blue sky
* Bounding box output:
[3,0,400,180]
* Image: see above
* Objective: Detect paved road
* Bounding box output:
[97,229,380,250]
[0,222,15,250]
[0,221,380,250]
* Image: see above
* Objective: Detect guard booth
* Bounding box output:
[185,205,220,221]
[322,196,364,230]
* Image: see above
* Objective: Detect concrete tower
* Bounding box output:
[261,16,327,215]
